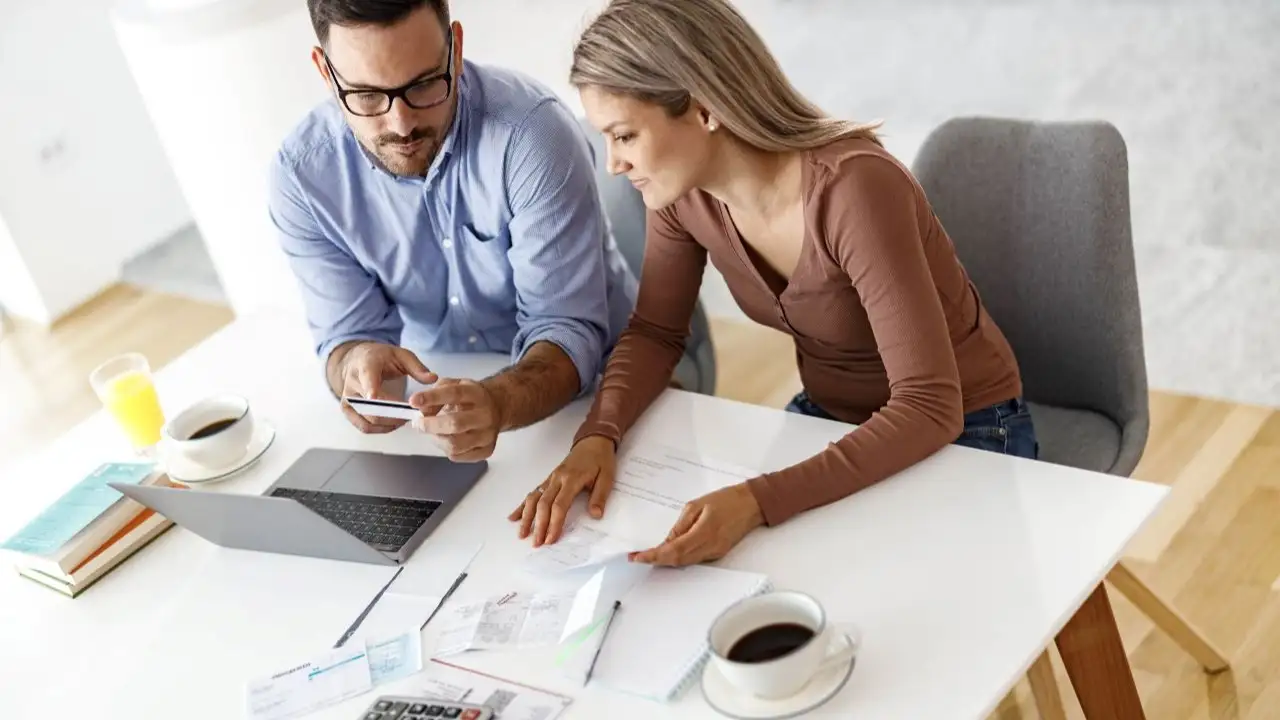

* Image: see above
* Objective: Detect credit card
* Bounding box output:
[344,396,421,420]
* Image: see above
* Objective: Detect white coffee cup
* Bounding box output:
[161,394,256,470]
[707,590,858,700]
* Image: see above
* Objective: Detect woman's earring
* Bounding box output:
[708,120,718,131]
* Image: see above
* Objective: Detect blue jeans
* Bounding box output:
[785,392,1040,460]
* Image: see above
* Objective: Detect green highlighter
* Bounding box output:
[555,614,608,666]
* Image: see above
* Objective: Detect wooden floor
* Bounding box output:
[5,287,1280,719]
[0,284,234,470]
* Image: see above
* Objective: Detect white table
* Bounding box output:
[0,309,1168,719]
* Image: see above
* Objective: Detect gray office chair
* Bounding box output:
[914,118,1147,477]
[579,119,718,396]
[912,117,1228,714]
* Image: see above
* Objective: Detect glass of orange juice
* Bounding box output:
[90,353,166,456]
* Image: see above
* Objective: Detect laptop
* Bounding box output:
[109,448,487,566]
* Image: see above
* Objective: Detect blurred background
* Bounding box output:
[3,0,1276,409]
[1,2,1278,713]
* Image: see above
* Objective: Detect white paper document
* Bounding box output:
[586,565,773,702]
[553,561,652,684]
[344,542,482,646]
[434,592,576,656]
[422,659,572,720]
[353,593,445,646]
[366,630,425,686]
[521,444,757,573]
[246,644,373,720]
[246,630,423,720]
[433,570,610,658]
[520,521,636,574]
[389,542,483,597]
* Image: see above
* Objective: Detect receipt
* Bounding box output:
[246,630,422,720]
[517,594,576,646]
[365,630,423,686]
[433,591,585,657]
[246,645,372,720]
[520,522,638,575]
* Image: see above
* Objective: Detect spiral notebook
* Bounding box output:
[588,564,772,702]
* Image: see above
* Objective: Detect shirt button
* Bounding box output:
[468,336,478,345]
[442,238,453,249]
[449,296,460,306]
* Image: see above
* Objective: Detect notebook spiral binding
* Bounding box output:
[661,576,775,702]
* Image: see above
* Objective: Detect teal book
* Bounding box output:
[1,462,155,556]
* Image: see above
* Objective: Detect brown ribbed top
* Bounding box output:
[574,137,1023,525]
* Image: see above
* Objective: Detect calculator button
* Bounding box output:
[389,702,409,715]
[426,706,444,716]
[410,705,427,714]
[460,711,482,720]
[364,713,383,720]
[443,709,462,718]
[376,700,392,711]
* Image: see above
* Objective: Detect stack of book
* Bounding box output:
[1,462,184,597]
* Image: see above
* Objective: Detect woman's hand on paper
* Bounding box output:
[509,435,618,547]
[629,483,764,567]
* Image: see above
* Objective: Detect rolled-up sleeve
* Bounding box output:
[267,152,402,365]
[502,101,612,394]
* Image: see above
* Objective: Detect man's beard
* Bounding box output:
[365,126,441,177]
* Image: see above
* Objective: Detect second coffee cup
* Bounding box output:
[161,394,256,470]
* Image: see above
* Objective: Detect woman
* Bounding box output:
[510,4,1142,716]
[511,0,1035,561]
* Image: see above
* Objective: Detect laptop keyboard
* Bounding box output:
[270,488,440,553]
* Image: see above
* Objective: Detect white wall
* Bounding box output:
[0,1,192,324]
[111,0,331,323]
[0,212,45,321]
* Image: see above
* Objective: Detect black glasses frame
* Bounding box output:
[323,31,455,117]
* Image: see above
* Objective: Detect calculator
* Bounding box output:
[355,694,495,720]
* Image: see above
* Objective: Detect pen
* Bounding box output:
[334,566,404,648]
[420,572,468,630]
[584,600,621,685]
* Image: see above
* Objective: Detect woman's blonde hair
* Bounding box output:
[569,0,882,151]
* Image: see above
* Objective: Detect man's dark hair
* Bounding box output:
[307,0,450,46]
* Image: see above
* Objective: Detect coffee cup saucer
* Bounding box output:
[700,646,857,720]
[161,422,276,485]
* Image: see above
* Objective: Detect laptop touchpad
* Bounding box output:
[321,452,437,500]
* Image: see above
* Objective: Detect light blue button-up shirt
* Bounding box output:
[268,60,637,393]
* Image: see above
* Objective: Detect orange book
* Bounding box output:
[15,477,186,598]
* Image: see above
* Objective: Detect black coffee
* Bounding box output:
[726,622,816,663]
[188,418,237,440]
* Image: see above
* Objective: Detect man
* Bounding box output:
[269,0,637,462]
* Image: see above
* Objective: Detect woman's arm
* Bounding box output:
[746,155,964,526]
[573,203,709,446]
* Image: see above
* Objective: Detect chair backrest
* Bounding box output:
[578,119,717,395]
[911,117,1148,443]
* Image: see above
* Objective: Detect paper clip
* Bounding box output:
[496,592,518,606]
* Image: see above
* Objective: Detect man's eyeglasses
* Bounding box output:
[323,32,454,117]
